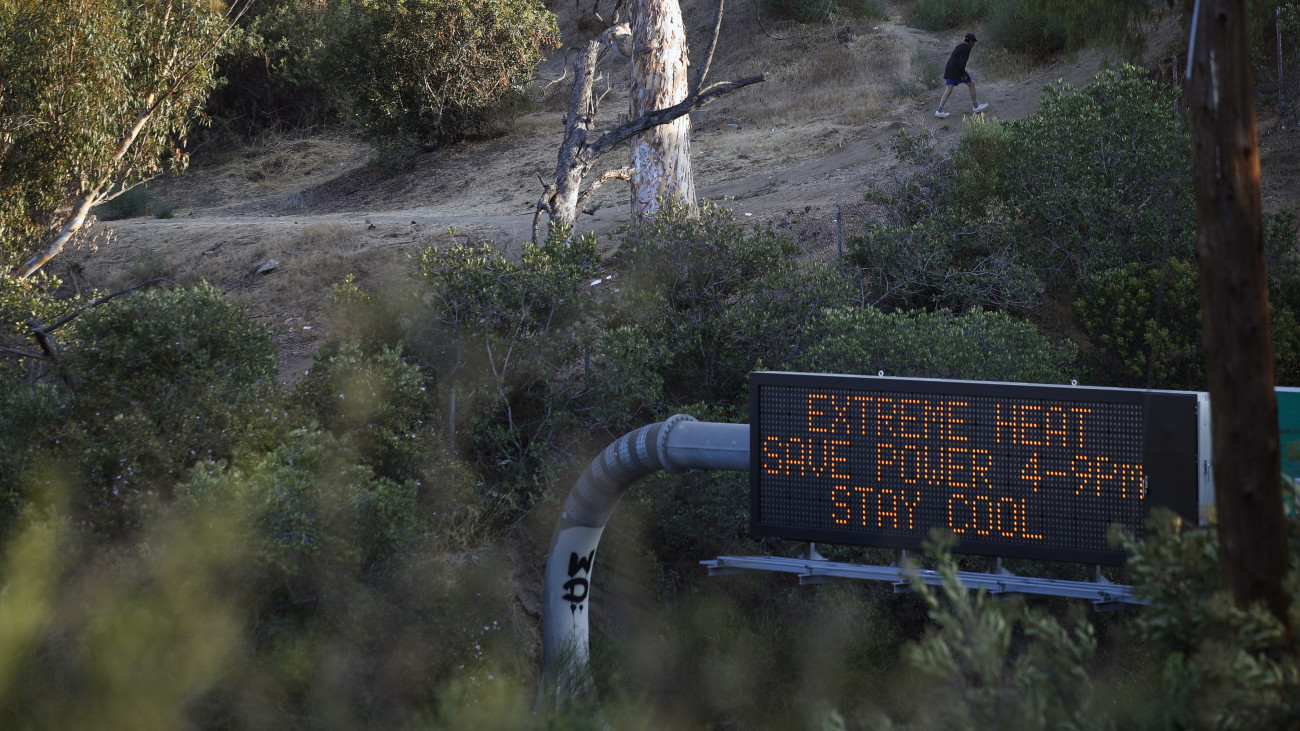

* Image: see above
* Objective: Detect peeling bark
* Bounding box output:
[628,0,695,217]
[536,28,763,243]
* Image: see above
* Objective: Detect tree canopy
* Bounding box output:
[1,0,245,278]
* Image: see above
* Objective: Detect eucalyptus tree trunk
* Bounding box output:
[535,28,762,243]
[628,0,697,217]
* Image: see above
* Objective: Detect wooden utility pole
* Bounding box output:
[1185,0,1291,633]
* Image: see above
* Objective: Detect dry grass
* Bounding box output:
[167,133,372,213]
[538,0,925,137]
[278,224,362,293]
[979,46,1034,82]
[154,224,361,297]
[698,15,926,133]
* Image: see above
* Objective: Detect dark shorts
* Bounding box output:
[944,74,973,85]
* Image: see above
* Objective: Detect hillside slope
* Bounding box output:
[60,8,1294,381]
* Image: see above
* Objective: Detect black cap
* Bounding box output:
[965,33,978,42]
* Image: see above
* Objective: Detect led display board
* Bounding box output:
[750,372,1211,565]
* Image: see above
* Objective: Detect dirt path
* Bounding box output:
[69,20,1154,381]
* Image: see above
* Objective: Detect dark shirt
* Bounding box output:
[944,43,972,79]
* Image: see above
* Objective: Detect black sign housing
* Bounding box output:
[750,372,1206,565]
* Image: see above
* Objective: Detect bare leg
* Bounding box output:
[938,85,955,109]
[966,81,978,106]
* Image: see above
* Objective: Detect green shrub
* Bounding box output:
[1076,258,1204,390]
[328,0,560,146]
[293,343,433,483]
[325,273,434,359]
[178,428,421,583]
[416,233,600,337]
[204,0,350,137]
[757,0,887,23]
[0,271,77,340]
[606,202,842,410]
[1119,511,1300,729]
[799,306,1076,382]
[1077,255,1300,390]
[906,0,993,31]
[411,232,601,516]
[897,548,1106,730]
[983,0,1151,60]
[91,184,149,221]
[0,431,530,730]
[583,580,914,728]
[62,282,277,423]
[56,283,282,534]
[0,380,61,532]
[998,66,1193,283]
[852,125,1041,312]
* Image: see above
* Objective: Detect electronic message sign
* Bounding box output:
[750,373,1211,565]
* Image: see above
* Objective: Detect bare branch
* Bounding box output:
[538,19,765,241]
[0,345,47,361]
[533,182,558,245]
[31,278,177,338]
[692,0,726,97]
[15,1,255,279]
[585,74,764,160]
[576,167,630,214]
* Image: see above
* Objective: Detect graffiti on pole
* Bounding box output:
[563,549,596,616]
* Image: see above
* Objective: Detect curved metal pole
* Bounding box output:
[538,415,749,706]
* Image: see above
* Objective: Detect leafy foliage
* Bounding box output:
[0,379,60,533]
[996,68,1194,282]
[416,233,600,337]
[413,233,600,511]
[606,202,837,412]
[56,283,280,534]
[328,0,559,146]
[1120,511,1300,729]
[757,0,888,23]
[202,0,352,136]
[905,0,994,31]
[1076,236,1300,390]
[983,0,1154,60]
[853,123,1041,312]
[293,344,433,483]
[1076,258,1205,389]
[178,428,421,588]
[0,0,239,274]
[0,439,529,730]
[800,305,1077,383]
[900,548,1105,730]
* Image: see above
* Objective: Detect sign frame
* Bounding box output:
[750,372,1211,565]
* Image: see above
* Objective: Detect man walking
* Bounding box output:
[936,33,988,119]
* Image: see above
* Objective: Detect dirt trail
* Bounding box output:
[70,20,1165,381]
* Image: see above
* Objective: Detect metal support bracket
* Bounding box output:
[701,555,1149,608]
